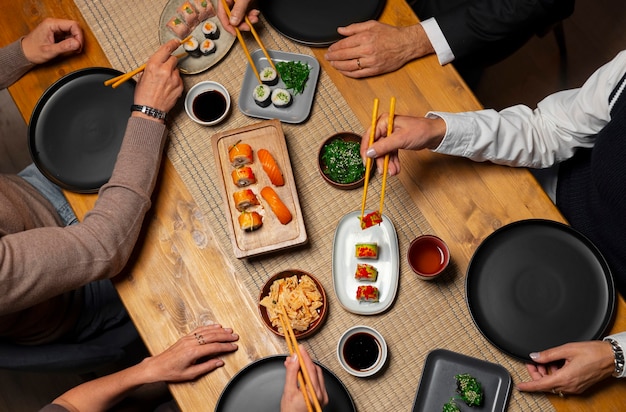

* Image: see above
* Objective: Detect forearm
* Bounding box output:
[0,39,35,89]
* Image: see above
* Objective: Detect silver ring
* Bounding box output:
[356,58,362,70]
[194,332,205,345]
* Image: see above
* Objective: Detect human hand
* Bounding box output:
[325,21,433,78]
[217,0,260,36]
[140,324,239,384]
[281,346,329,412]
[516,341,615,395]
[132,39,184,119]
[21,18,84,64]
[361,114,446,176]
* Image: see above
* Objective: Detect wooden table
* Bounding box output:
[4,0,625,410]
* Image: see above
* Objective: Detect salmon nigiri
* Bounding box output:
[228,141,253,167]
[260,186,292,225]
[257,149,284,186]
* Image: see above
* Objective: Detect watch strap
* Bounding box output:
[605,338,625,378]
[131,104,167,120]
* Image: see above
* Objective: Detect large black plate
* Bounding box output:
[412,349,511,412]
[259,0,386,47]
[28,67,135,193]
[216,355,355,411]
[466,219,615,361]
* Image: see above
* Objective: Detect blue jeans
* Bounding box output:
[18,164,130,342]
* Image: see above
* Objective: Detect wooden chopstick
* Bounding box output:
[360,98,379,223]
[278,307,322,412]
[234,0,276,71]
[379,96,396,215]
[221,0,261,83]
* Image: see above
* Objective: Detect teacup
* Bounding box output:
[407,235,450,280]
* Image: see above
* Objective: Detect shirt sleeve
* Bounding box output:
[430,50,626,168]
[604,331,626,378]
[420,18,455,65]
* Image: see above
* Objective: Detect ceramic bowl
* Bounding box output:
[184,80,231,126]
[337,325,388,377]
[407,235,450,280]
[317,132,373,190]
[258,269,327,339]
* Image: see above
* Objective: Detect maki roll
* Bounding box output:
[193,0,216,21]
[199,38,216,55]
[228,142,253,167]
[356,285,379,302]
[233,189,259,211]
[182,36,201,57]
[252,84,271,108]
[354,263,378,281]
[231,166,256,187]
[166,16,190,39]
[201,20,220,39]
[271,88,292,109]
[177,1,200,29]
[238,211,263,232]
[260,66,279,86]
[355,243,378,259]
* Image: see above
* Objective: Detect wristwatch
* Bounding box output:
[131,104,167,120]
[605,338,625,378]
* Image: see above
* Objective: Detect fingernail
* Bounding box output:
[230,16,238,24]
[529,352,539,360]
[215,360,224,367]
[366,147,377,158]
[290,354,298,363]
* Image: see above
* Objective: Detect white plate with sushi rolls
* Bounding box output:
[159,0,236,74]
[239,50,320,124]
[332,210,399,315]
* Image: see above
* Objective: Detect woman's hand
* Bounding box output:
[21,18,84,64]
[217,0,260,36]
[281,346,329,412]
[517,341,615,395]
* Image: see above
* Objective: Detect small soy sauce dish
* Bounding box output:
[337,325,388,378]
[185,81,231,126]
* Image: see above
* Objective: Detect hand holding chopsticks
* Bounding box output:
[278,307,327,412]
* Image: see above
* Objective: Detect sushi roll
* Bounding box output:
[177,1,200,29]
[356,285,379,302]
[166,16,190,39]
[182,36,201,57]
[354,263,378,281]
[228,142,253,167]
[271,88,292,109]
[233,189,259,211]
[199,38,217,55]
[260,66,279,86]
[252,84,271,108]
[355,243,378,259]
[238,211,263,232]
[201,20,220,39]
[231,166,256,187]
[193,0,216,21]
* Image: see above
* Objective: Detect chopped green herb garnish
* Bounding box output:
[275,61,311,95]
[455,373,483,407]
[442,398,461,412]
[321,139,365,184]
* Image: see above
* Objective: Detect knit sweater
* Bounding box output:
[0,39,168,344]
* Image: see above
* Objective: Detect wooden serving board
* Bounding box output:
[211,119,308,258]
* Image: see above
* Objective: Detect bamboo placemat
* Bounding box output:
[74,1,553,410]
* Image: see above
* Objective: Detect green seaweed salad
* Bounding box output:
[276,61,311,95]
[321,139,366,184]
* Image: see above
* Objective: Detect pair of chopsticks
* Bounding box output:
[278,307,322,412]
[360,96,396,224]
[103,36,191,89]
[220,0,274,84]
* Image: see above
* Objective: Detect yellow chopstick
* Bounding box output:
[221,0,261,83]
[278,310,313,412]
[235,1,276,71]
[360,98,379,223]
[379,97,395,214]
[279,307,322,412]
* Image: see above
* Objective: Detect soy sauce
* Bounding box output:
[192,90,226,122]
[343,332,380,371]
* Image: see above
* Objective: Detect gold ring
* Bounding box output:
[356,59,362,70]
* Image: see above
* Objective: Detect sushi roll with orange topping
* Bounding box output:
[182,36,201,57]
[260,186,292,225]
[193,0,216,21]
[201,20,220,39]
[238,211,263,232]
[199,38,216,55]
[231,166,256,187]
[228,142,253,167]
[354,263,378,281]
[355,243,378,259]
[233,188,259,211]
[177,1,200,29]
[257,149,284,186]
[356,285,379,302]
[166,16,190,39]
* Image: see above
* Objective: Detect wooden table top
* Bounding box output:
[3,0,624,410]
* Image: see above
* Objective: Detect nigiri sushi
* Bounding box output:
[257,149,284,186]
[356,285,379,302]
[238,211,263,232]
[228,142,253,167]
[231,166,256,187]
[260,186,292,225]
[233,188,259,211]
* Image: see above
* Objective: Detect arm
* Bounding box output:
[49,325,239,412]
[281,346,329,412]
[0,39,183,315]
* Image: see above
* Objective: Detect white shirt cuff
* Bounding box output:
[420,17,455,65]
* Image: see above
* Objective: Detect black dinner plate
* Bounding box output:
[259,0,386,47]
[28,67,135,193]
[216,355,355,411]
[466,219,615,361]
